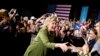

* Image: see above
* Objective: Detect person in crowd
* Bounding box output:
[24,14,69,56]
[0,9,10,31]
[35,14,47,24]
[87,28,97,52]
[0,9,15,56]
[27,16,39,44]
[27,16,38,33]
[91,21,100,56]
[68,30,89,56]
[23,16,29,27]
[9,8,18,36]
[60,26,67,41]
[15,21,31,56]
[15,16,31,56]
[53,25,71,56]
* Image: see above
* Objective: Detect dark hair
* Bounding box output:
[91,51,100,56]
[90,28,97,35]
[95,20,100,24]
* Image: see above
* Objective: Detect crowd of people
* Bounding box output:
[0,8,100,56]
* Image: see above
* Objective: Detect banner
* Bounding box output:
[47,4,72,19]
[80,6,89,22]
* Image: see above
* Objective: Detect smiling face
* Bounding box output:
[74,30,82,38]
[43,14,57,32]
[88,30,96,39]
[94,22,100,34]
[47,21,56,32]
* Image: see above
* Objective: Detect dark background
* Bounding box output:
[0,0,99,56]
[0,0,99,19]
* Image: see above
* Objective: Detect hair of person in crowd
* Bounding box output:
[0,9,10,25]
[94,20,100,39]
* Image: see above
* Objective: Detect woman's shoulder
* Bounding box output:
[39,27,48,33]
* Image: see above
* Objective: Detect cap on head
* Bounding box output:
[30,16,36,20]
[23,16,28,21]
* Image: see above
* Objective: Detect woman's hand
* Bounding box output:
[70,44,82,52]
[55,42,69,52]
[60,42,69,52]
[82,43,89,55]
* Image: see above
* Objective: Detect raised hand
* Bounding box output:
[9,8,17,19]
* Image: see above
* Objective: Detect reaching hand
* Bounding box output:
[70,44,82,52]
[70,44,77,52]
[59,42,69,52]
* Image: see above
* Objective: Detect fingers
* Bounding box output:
[60,44,68,52]
[61,46,68,52]
[70,43,75,47]
[61,48,66,52]
[69,44,78,52]
[63,42,69,45]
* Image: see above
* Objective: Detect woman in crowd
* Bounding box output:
[67,29,89,56]
[91,21,100,56]
[24,14,69,56]
[87,28,97,52]
[0,9,16,56]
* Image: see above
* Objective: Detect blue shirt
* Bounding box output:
[91,41,100,55]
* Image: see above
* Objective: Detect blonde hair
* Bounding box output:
[42,14,57,27]
[0,9,10,23]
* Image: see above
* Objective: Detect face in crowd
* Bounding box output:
[94,21,100,34]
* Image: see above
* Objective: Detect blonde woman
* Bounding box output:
[0,9,10,32]
[24,14,69,56]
